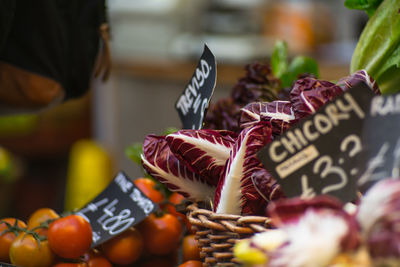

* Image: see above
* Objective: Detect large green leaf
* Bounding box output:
[350,0,400,94]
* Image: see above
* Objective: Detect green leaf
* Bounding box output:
[281,56,319,88]
[350,0,400,94]
[162,127,179,136]
[271,40,289,78]
[344,0,383,16]
[125,143,143,165]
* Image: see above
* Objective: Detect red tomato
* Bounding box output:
[134,178,164,203]
[48,215,92,259]
[182,234,201,262]
[9,232,55,267]
[84,250,112,267]
[0,218,27,262]
[101,227,143,265]
[165,192,193,233]
[138,213,182,256]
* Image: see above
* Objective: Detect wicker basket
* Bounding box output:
[187,203,272,267]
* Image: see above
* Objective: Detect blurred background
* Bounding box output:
[0,0,367,219]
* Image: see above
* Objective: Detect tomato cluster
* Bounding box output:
[0,177,202,267]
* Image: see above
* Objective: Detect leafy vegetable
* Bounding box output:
[350,0,400,94]
[271,40,289,79]
[336,69,381,94]
[270,41,319,88]
[141,134,216,202]
[290,77,343,119]
[239,100,296,136]
[344,0,384,17]
[356,179,400,264]
[266,196,360,267]
[204,62,281,133]
[214,121,273,215]
[125,142,143,165]
[166,129,237,187]
[250,168,284,205]
[280,56,319,88]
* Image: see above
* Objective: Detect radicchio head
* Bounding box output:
[357,179,400,264]
[141,134,215,202]
[266,196,360,267]
[290,77,343,119]
[166,129,237,187]
[239,100,297,136]
[214,121,273,215]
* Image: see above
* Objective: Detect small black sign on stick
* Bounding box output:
[76,172,156,247]
[175,44,217,130]
[357,92,400,192]
[258,83,375,203]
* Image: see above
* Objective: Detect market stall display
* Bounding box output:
[1,0,399,266]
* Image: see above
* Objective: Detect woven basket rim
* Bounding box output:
[187,202,271,233]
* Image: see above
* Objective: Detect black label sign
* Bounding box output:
[258,83,375,202]
[76,172,156,247]
[0,263,18,267]
[357,93,400,192]
[175,44,217,129]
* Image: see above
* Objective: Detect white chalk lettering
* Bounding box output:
[303,120,319,141]
[115,174,133,193]
[370,94,400,116]
[314,114,332,134]
[130,188,154,215]
[267,92,365,163]
[269,141,287,163]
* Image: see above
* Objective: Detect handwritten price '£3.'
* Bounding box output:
[300,134,362,198]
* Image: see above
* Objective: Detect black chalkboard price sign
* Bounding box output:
[258,83,376,203]
[76,172,156,247]
[175,44,217,130]
[357,92,400,192]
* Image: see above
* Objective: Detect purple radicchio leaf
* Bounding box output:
[336,70,381,95]
[214,121,273,216]
[267,195,360,252]
[239,100,297,136]
[290,77,344,120]
[250,168,285,209]
[141,134,215,202]
[357,179,400,261]
[165,129,238,187]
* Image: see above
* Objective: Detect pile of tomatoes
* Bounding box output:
[0,177,202,267]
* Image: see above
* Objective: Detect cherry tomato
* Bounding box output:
[9,232,55,267]
[27,208,59,237]
[138,213,182,256]
[165,192,193,233]
[48,215,92,259]
[134,177,164,203]
[0,218,26,262]
[178,260,202,267]
[182,234,201,262]
[84,250,112,267]
[101,227,143,265]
